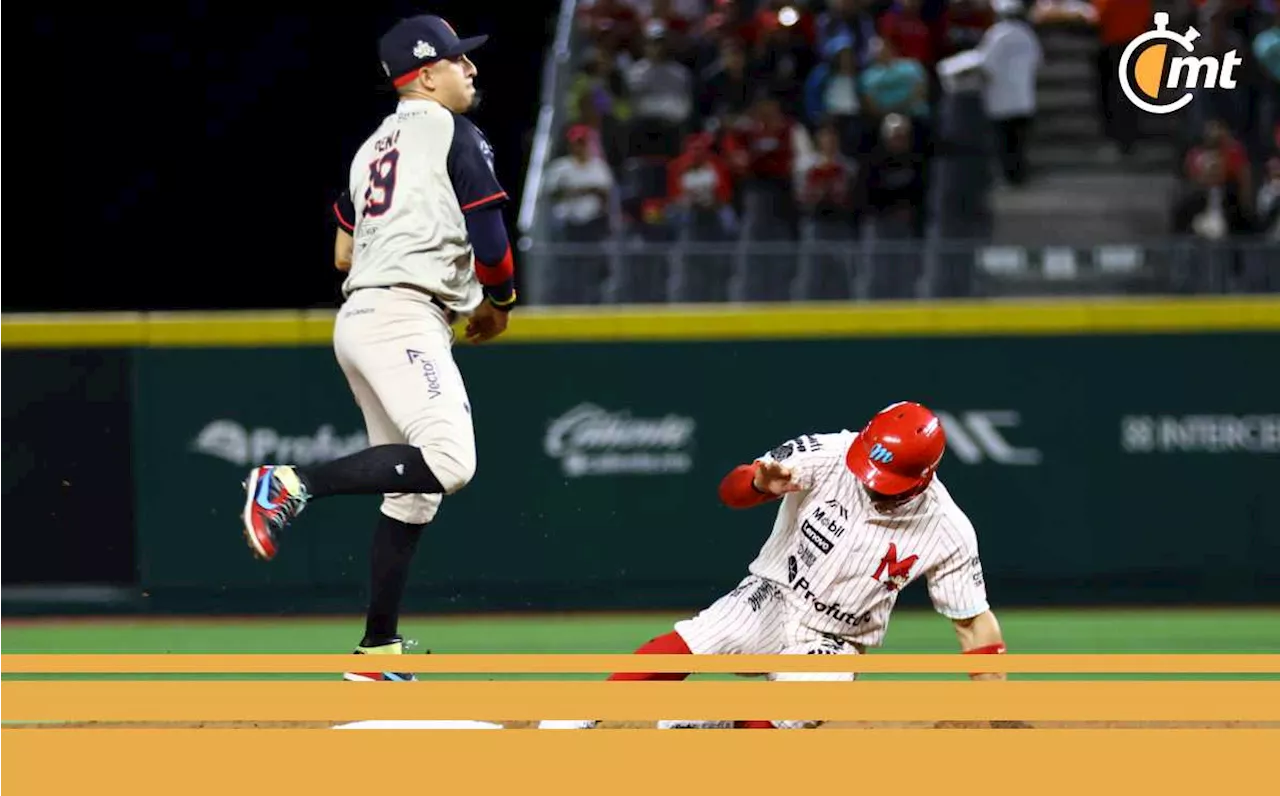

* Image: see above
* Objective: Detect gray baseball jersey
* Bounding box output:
[333,98,507,313]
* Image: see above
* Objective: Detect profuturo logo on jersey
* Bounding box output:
[191,419,368,467]
[543,403,696,477]
[1119,12,1241,115]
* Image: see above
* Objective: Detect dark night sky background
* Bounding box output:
[7,2,561,313]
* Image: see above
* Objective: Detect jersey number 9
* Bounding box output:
[363,150,400,218]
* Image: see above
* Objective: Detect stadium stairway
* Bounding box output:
[989,9,1182,246]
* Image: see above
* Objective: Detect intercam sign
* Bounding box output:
[1120,12,1242,115]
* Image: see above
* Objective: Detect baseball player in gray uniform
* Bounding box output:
[238,14,516,680]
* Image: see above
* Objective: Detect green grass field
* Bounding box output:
[4,607,1278,683]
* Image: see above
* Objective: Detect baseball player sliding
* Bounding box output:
[239,15,516,681]
[540,401,1009,730]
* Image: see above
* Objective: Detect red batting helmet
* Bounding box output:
[845,401,946,495]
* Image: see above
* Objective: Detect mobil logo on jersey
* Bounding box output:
[544,402,696,477]
[1119,12,1242,115]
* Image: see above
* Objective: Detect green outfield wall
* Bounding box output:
[4,296,1278,615]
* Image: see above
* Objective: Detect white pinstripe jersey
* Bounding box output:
[745,430,990,647]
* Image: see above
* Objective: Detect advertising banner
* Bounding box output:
[129,333,1280,610]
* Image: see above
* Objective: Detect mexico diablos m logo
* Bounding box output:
[872,542,919,592]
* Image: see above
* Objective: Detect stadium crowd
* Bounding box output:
[1163,1,1280,244]
[537,0,1280,303]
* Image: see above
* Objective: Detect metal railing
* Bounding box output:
[516,0,582,245]
[518,237,1280,306]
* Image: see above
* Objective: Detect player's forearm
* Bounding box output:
[334,229,354,272]
[955,610,1004,650]
[954,610,1007,681]
[465,206,517,308]
[718,463,778,509]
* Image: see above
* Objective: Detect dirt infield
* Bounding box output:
[11,720,1278,730]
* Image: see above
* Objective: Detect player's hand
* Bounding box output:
[464,301,509,344]
[752,460,801,496]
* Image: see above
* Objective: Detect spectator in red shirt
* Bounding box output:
[723,93,813,300]
[878,0,945,68]
[668,132,740,301]
[798,120,862,225]
[1185,118,1254,214]
[723,93,806,188]
[795,120,865,299]
[668,132,736,211]
[1173,150,1253,242]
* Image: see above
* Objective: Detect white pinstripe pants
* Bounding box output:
[675,574,861,657]
[671,574,859,729]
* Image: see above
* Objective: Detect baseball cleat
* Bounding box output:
[241,465,308,561]
[343,637,422,682]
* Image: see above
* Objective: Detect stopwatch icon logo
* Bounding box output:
[1118,12,1242,115]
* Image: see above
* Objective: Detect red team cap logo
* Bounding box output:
[846,401,947,495]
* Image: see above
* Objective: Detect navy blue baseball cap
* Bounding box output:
[379,15,489,88]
